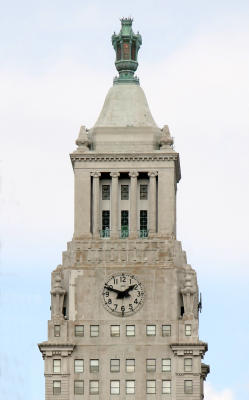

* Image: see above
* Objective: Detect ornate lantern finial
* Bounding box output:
[112,18,142,85]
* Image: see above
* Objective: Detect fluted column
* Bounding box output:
[148,171,158,235]
[129,171,139,238]
[110,171,120,238]
[91,171,101,238]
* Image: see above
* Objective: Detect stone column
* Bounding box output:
[148,171,158,235]
[91,171,101,238]
[110,172,120,238]
[129,171,139,238]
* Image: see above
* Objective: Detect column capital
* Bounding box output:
[91,171,101,178]
[148,171,158,177]
[110,171,120,178]
[129,171,139,178]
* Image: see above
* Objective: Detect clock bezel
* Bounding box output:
[101,272,145,317]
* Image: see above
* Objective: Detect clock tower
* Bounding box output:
[39,18,209,399]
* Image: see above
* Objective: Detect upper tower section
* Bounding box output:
[112,17,142,85]
[88,18,162,152]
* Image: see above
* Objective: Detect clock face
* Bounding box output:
[102,273,144,317]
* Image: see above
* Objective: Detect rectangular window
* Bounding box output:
[110,325,120,337]
[121,185,129,200]
[102,184,110,200]
[102,210,110,236]
[126,380,135,394]
[146,359,156,372]
[140,210,148,237]
[126,325,135,336]
[162,325,171,337]
[90,359,99,373]
[184,358,192,372]
[53,381,61,395]
[162,358,171,372]
[126,359,135,372]
[74,359,84,373]
[121,210,129,237]
[54,325,60,337]
[140,184,148,200]
[146,325,156,336]
[184,380,193,394]
[53,359,61,373]
[90,380,99,395]
[75,325,84,337]
[110,380,120,395]
[90,325,99,337]
[146,380,156,394]
[185,324,192,336]
[74,380,84,395]
[110,359,120,373]
[162,380,171,394]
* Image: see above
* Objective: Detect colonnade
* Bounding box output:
[90,171,158,239]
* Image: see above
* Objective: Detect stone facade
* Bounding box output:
[39,18,209,400]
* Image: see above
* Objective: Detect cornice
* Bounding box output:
[70,151,181,182]
[38,342,75,359]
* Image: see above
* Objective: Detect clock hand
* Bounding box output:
[118,285,136,299]
[104,285,123,296]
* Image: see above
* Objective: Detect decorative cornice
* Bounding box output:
[38,342,75,359]
[170,342,208,357]
[70,152,181,182]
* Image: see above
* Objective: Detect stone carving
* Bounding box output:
[128,171,139,178]
[50,271,66,319]
[75,125,90,150]
[181,266,196,319]
[90,171,101,178]
[148,171,158,177]
[110,171,120,178]
[160,125,174,149]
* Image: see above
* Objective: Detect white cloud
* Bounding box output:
[205,382,234,400]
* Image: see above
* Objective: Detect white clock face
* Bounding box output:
[102,273,144,317]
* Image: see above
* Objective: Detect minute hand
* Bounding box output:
[104,285,123,295]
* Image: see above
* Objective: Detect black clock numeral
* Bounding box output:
[137,291,141,297]
[120,276,126,283]
[114,304,118,310]
[108,299,112,304]
[121,305,125,312]
[129,304,133,311]
[134,284,138,290]
[134,298,138,304]
[105,291,109,297]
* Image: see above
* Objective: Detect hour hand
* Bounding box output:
[104,285,122,295]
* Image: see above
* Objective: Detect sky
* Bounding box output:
[1,0,249,399]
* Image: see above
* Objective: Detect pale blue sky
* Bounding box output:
[1,1,249,399]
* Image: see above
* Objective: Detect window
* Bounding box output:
[90,325,99,337]
[54,325,60,337]
[162,358,171,372]
[90,359,99,373]
[53,359,61,373]
[102,184,110,200]
[146,380,156,394]
[75,325,84,337]
[140,210,148,237]
[185,324,192,336]
[110,380,120,395]
[146,359,156,372]
[126,359,135,372]
[74,359,84,373]
[121,210,129,237]
[110,359,120,372]
[140,184,148,200]
[162,325,171,337]
[146,325,156,336]
[126,325,135,336]
[184,380,193,394]
[74,380,84,395]
[126,380,135,394]
[53,381,61,395]
[184,358,192,372]
[102,210,110,236]
[90,380,99,395]
[121,185,129,200]
[110,325,120,337]
[162,380,171,394]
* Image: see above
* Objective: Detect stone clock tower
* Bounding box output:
[39,18,209,399]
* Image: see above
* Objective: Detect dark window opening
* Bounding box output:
[121,210,129,238]
[101,210,110,237]
[180,306,185,316]
[102,185,110,200]
[140,184,148,200]
[140,210,148,237]
[121,185,129,200]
